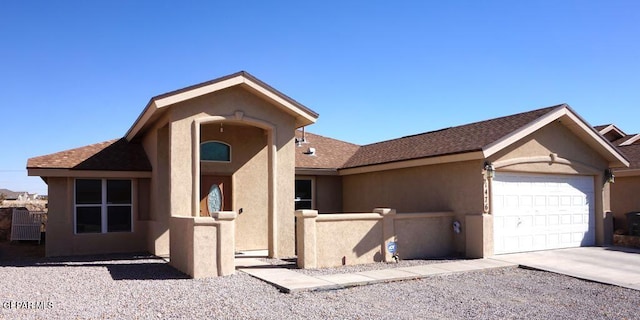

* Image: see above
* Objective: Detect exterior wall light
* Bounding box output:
[484,162,495,179]
[605,168,615,183]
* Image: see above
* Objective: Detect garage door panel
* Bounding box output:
[493,173,595,254]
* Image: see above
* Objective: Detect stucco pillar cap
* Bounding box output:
[294,209,318,218]
[212,211,238,221]
[373,208,396,216]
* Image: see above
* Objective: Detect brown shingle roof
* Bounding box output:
[618,143,640,169]
[295,131,360,169]
[611,135,636,146]
[342,105,562,169]
[27,138,151,171]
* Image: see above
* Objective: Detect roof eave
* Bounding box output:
[27,168,152,178]
[338,151,485,175]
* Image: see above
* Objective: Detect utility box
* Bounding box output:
[626,212,640,236]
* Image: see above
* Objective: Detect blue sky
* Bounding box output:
[1,1,639,195]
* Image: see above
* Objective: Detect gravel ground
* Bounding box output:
[257,256,463,276]
[1,253,639,319]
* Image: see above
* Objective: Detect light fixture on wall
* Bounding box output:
[605,168,615,183]
[484,162,495,179]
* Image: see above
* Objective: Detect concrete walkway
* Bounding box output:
[236,257,516,293]
[492,246,640,291]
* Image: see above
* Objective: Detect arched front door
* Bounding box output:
[200,175,232,217]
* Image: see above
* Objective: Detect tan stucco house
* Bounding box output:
[27,71,630,276]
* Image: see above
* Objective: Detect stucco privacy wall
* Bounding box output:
[610,176,640,231]
[45,177,146,257]
[342,160,484,255]
[488,121,612,245]
[166,86,297,257]
[295,209,455,268]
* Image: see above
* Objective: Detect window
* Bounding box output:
[201,141,231,162]
[295,179,313,210]
[75,179,132,234]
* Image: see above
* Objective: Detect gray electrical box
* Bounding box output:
[626,212,640,236]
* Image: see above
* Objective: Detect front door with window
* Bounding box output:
[200,175,232,217]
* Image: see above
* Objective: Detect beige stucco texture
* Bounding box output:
[342,160,482,255]
[296,209,455,269]
[611,176,640,231]
[169,214,236,278]
[45,177,147,257]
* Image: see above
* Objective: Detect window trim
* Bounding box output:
[74,179,133,234]
[200,140,232,163]
[294,177,315,210]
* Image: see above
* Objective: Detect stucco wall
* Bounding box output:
[45,177,147,257]
[610,176,640,232]
[489,122,609,174]
[200,123,268,250]
[296,210,455,268]
[166,86,297,257]
[342,160,483,254]
[342,161,483,213]
[141,121,171,256]
[395,214,454,259]
[316,217,382,267]
[316,175,343,213]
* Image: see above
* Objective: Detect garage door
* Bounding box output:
[492,173,595,254]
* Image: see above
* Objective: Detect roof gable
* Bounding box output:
[126,71,319,141]
[619,134,640,146]
[596,124,627,143]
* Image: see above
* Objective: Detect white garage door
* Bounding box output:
[492,173,595,255]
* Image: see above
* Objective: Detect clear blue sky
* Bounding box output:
[1,1,639,195]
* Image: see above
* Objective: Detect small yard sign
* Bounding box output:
[387,241,397,254]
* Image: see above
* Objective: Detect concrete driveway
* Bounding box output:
[493,246,640,290]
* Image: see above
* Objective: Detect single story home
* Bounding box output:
[27,71,630,274]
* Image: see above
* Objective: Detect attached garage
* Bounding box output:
[492,172,595,254]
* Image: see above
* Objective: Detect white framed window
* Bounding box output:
[75,179,132,234]
[295,178,314,210]
[201,141,231,162]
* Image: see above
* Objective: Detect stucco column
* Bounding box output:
[465,214,493,258]
[295,209,318,269]
[169,216,220,279]
[374,208,396,262]
[213,211,238,276]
